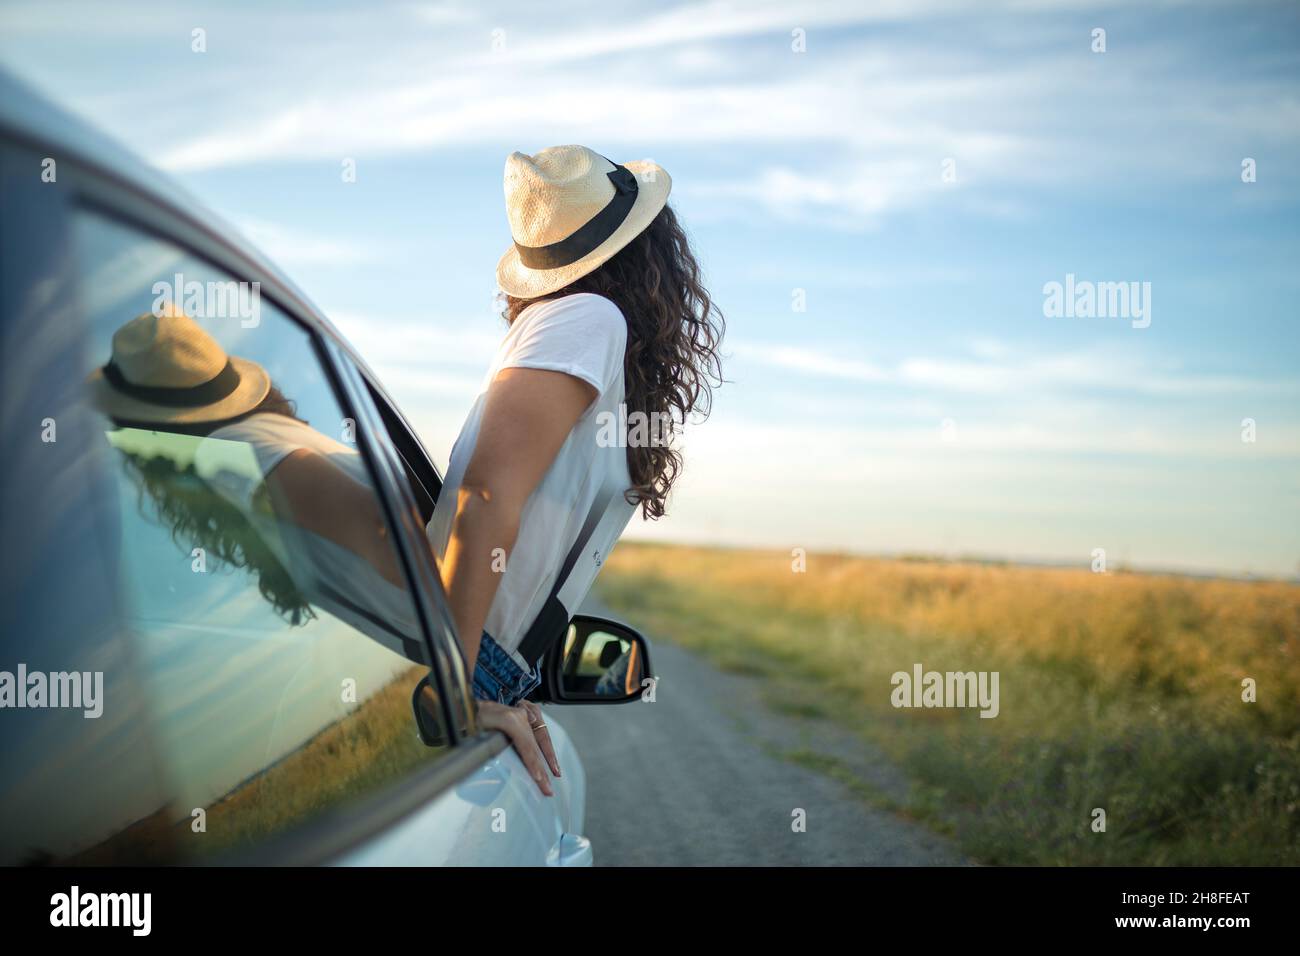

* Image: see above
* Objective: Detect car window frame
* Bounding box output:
[38,150,510,863]
[71,175,464,681]
[363,377,442,523]
[319,339,478,743]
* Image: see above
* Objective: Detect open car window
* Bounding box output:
[363,378,441,524]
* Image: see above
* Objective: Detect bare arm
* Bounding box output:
[263,448,405,588]
[439,366,596,668]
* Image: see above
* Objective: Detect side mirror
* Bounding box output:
[531,615,653,704]
[412,672,452,747]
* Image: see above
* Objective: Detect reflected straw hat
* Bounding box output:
[87,305,271,425]
[496,145,671,299]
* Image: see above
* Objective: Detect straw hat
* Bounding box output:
[496,145,671,298]
[87,305,271,425]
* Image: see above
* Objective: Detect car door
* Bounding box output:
[321,348,591,866]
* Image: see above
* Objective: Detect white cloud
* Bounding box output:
[731,342,889,383]
[234,218,384,268]
[733,337,1298,397]
[330,310,502,368]
[9,0,1294,228]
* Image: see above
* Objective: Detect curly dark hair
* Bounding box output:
[119,450,313,625]
[504,204,724,519]
[113,386,314,625]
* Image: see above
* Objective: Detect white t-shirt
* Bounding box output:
[426,292,637,667]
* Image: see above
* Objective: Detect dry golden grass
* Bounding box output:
[64,666,447,864]
[596,542,1300,864]
[186,664,442,857]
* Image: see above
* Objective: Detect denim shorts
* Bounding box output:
[472,631,542,706]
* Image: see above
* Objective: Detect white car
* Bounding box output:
[0,71,651,867]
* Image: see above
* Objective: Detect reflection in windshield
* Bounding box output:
[101,407,439,856]
[66,283,448,860]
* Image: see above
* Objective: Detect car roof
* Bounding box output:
[0,68,392,394]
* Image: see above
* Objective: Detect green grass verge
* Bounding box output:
[595,542,1300,865]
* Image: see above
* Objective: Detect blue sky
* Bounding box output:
[3,0,1298,576]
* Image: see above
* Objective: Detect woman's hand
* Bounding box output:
[477,699,562,796]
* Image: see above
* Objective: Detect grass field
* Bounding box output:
[187,665,441,858]
[594,542,1300,865]
[63,664,443,864]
